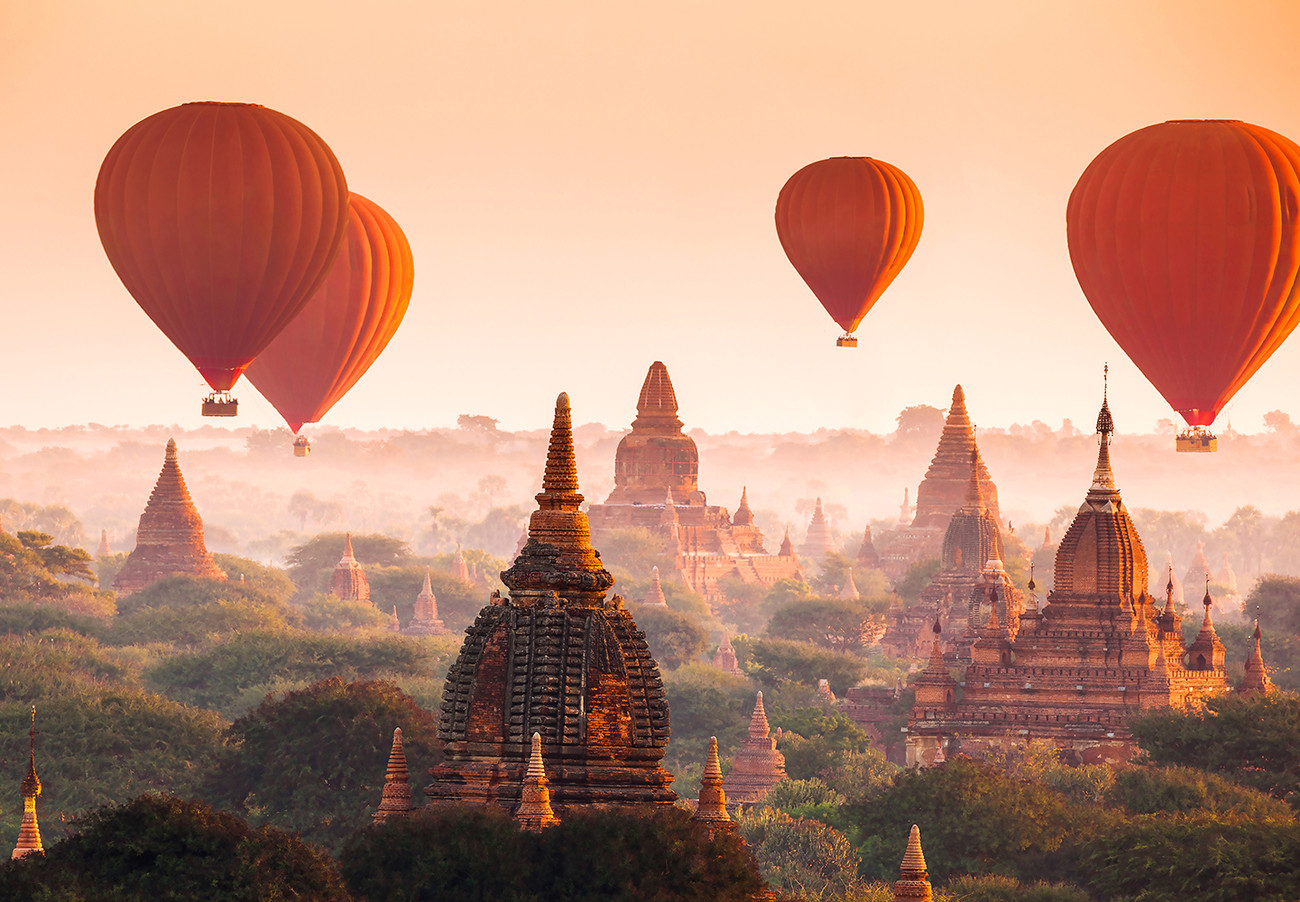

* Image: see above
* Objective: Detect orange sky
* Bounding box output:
[3,0,1300,435]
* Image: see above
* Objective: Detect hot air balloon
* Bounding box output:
[775,157,924,347]
[244,194,414,456]
[94,102,350,416]
[1067,119,1300,452]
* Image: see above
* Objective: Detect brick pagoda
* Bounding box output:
[113,439,225,596]
[329,533,371,604]
[426,393,676,814]
[722,691,787,805]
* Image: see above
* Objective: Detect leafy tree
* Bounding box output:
[210,553,296,602]
[0,498,86,547]
[735,806,864,901]
[895,559,941,602]
[771,708,870,780]
[366,563,486,631]
[767,597,886,652]
[944,874,1090,902]
[1129,692,1300,806]
[205,678,442,851]
[0,795,350,901]
[296,592,392,632]
[341,804,765,902]
[285,532,413,594]
[630,604,709,669]
[1245,576,1300,634]
[661,662,754,782]
[818,748,898,804]
[847,757,1086,884]
[740,637,869,695]
[0,531,113,616]
[760,777,846,823]
[1104,764,1292,819]
[0,602,103,639]
[596,527,677,581]
[893,405,945,448]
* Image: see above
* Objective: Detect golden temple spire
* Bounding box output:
[691,737,731,831]
[515,732,560,831]
[12,706,42,860]
[1089,366,1118,496]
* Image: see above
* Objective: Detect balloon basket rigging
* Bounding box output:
[1175,427,1217,453]
[201,392,238,417]
[292,435,311,458]
[835,334,859,348]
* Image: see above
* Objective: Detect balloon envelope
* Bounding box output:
[1067,119,1300,427]
[94,102,350,392]
[775,156,924,336]
[245,194,414,432]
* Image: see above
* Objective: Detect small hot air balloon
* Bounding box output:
[94,102,350,415]
[245,194,414,455]
[775,157,924,347]
[1067,119,1300,452]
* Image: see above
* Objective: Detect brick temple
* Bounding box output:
[329,533,370,604]
[586,362,803,600]
[113,439,225,596]
[905,393,1232,766]
[881,386,1000,582]
[426,392,676,814]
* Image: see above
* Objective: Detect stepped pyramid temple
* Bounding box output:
[330,534,371,604]
[586,362,802,600]
[427,393,676,814]
[905,390,1234,766]
[881,386,1000,581]
[12,707,42,860]
[373,728,415,822]
[799,498,837,569]
[113,439,225,595]
[723,692,787,804]
[882,450,1021,661]
[403,567,449,635]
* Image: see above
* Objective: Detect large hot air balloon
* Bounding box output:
[775,157,924,347]
[94,102,350,415]
[244,194,414,455]
[1067,119,1300,452]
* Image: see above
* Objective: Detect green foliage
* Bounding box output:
[848,757,1083,884]
[819,749,898,804]
[0,795,349,901]
[767,597,886,652]
[761,778,847,823]
[736,806,865,901]
[630,604,709,669]
[811,551,855,596]
[285,532,413,595]
[1078,817,1300,902]
[0,602,103,639]
[1106,765,1293,819]
[594,527,677,582]
[0,531,113,617]
[143,630,454,716]
[340,804,765,902]
[1247,575,1300,635]
[296,592,392,632]
[943,874,1091,902]
[365,564,486,631]
[1129,692,1300,806]
[772,708,869,780]
[0,685,227,843]
[895,558,941,602]
[110,596,293,647]
[210,553,296,602]
[112,574,289,617]
[205,678,442,852]
[741,637,869,695]
[661,662,754,781]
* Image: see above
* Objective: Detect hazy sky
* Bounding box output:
[4,0,1300,436]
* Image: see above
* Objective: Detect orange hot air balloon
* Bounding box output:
[1067,119,1300,443]
[94,102,349,413]
[244,194,414,445]
[775,157,924,347]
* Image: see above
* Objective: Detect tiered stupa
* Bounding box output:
[722,692,787,805]
[373,728,416,822]
[514,732,560,831]
[856,525,881,571]
[113,439,226,596]
[403,567,449,635]
[96,529,111,557]
[427,393,675,814]
[893,825,933,902]
[11,707,42,860]
[690,737,733,839]
[839,569,860,600]
[452,544,470,582]
[712,631,743,675]
[330,533,371,604]
[1239,620,1273,695]
[883,450,1013,659]
[905,387,1231,766]
[799,498,837,569]
[587,363,802,600]
[641,565,669,606]
[881,386,1000,581]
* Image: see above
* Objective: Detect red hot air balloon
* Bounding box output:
[775,157,924,347]
[245,194,414,455]
[94,102,349,415]
[1067,119,1300,451]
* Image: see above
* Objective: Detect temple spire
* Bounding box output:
[1089,366,1118,496]
[892,824,933,901]
[373,727,415,822]
[962,448,985,512]
[632,361,683,429]
[690,737,731,834]
[643,565,668,606]
[1239,619,1274,695]
[749,690,771,738]
[12,706,42,859]
[733,486,754,526]
[515,732,560,831]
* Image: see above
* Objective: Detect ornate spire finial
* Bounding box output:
[165,437,177,461]
[12,706,42,859]
[893,824,933,901]
[1096,364,1114,437]
[539,393,582,503]
[963,447,985,511]
[749,691,771,738]
[342,532,355,561]
[515,732,560,831]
